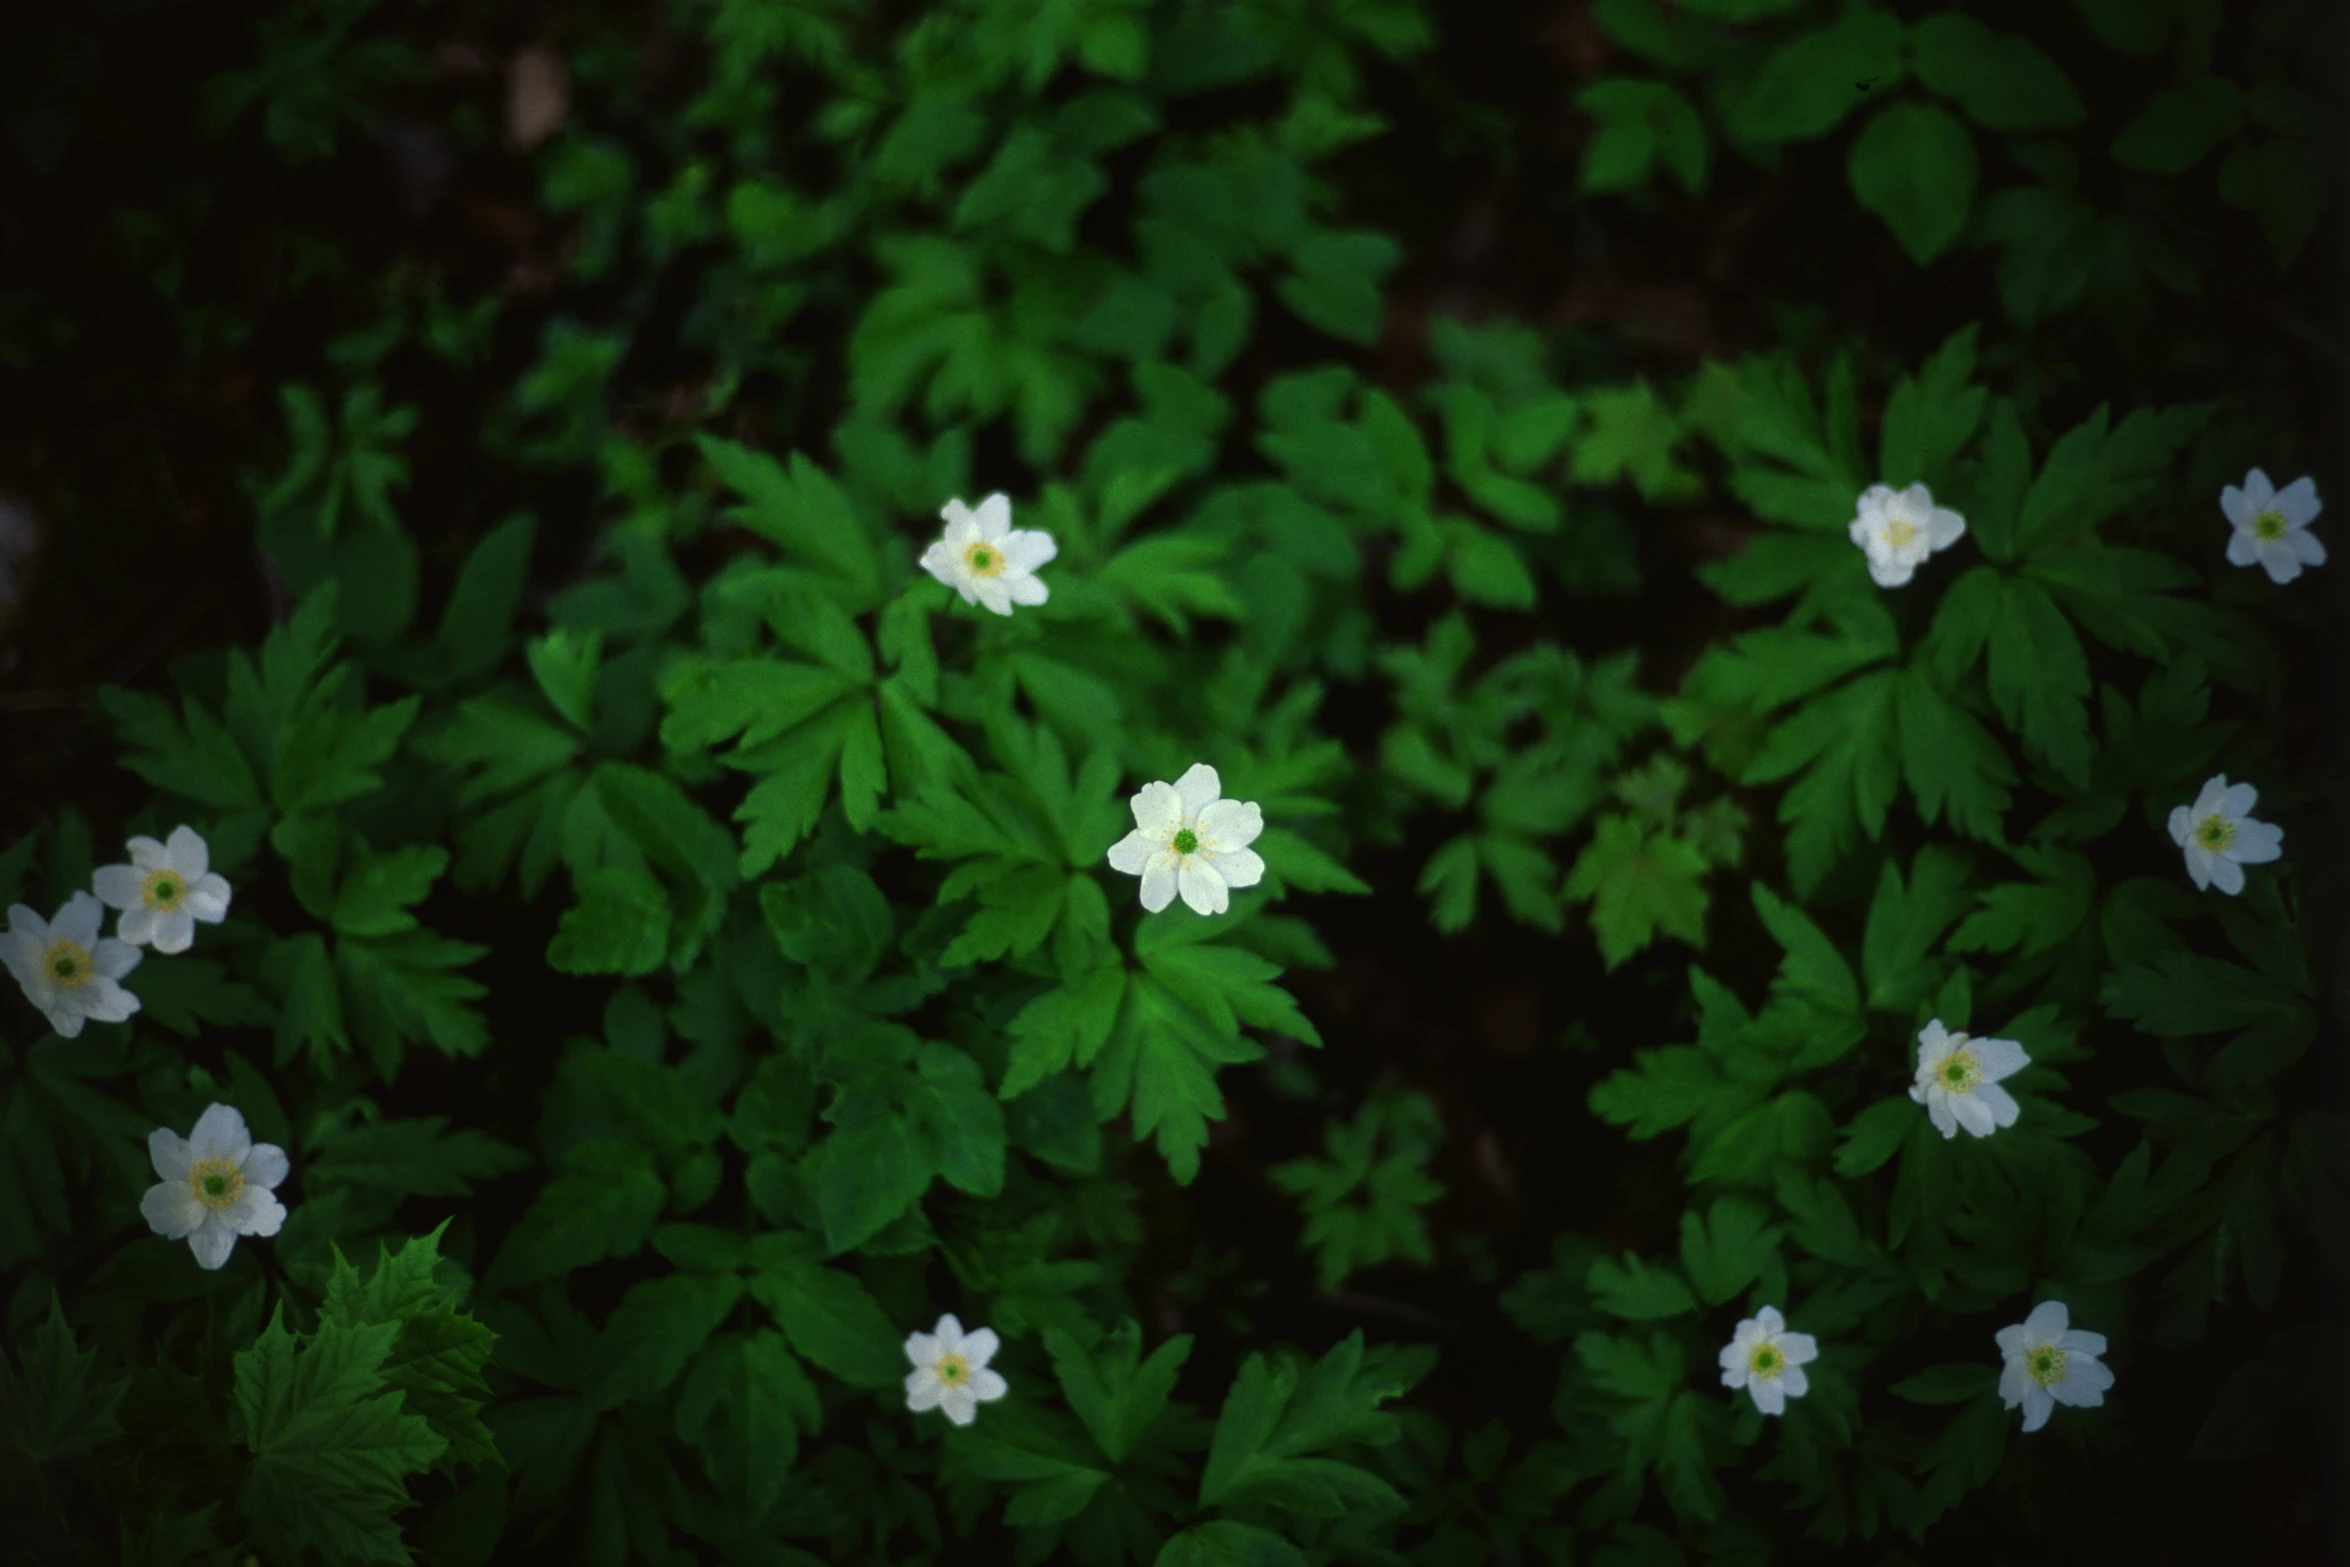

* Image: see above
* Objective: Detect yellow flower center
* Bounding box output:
[2195,814,2235,852]
[2027,1345,2067,1386]
[962,542,1005,577]
[1938,1049,1981,1092]
[42,939,93,988]
[141,867,185,909]
[1882,517,1919,550]
[189,1157,245,1211]
[935,1352,969,1385]
[1748,1343,1783,1379]
[1172,828,1200,856]
[2252,508,2288,541]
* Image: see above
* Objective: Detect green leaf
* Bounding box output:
[1723,5,1906,144]
[1157,1522,1308,1567]
[1911,14,2085,132]
[1048,1319,1192,1466]
[1832,1097,1917,1178]
[1847,101,1978,265]
[526,627,603,732]
[123,956,275,1038]
[746,1237,905,1388]
[319,1225,501,1476]
[1678,1197,1781,1306]
[1750,881,1858,1014]
[1276,229,1400,345]
[676,1330,821,1516]
[2112,78,2245,174]
[694,436,881,603]
[331,843,450,939]
[1588,1251,1700,1319]
[0,1292,127,1463]
[1895,666,2015,843]
[1589,1046,1725,1140]
[813,1113,930,1254]
[1877,324,1984,488]
[97,686,264,810]
[1983,579,2092,788]
[489,1140,667,1289]
[1004,964,1127,1099]
[2013,403,2212,557]
[587,1272,745,1412]
[1198,1332,1405,1515]
[1889,1363,1996,1404]
[2218,136,2330,267]
[1577,80,1708,196]
[1562,814,1712,970]
[1861,842,1976,1012]
[234,1305,446,1567]
[1948,845,2094,958]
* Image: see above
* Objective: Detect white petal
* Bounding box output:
[185,874,233,922]
[1212,847,1266,891]
[960,1327,1000,1370]
[2057,1328,2107,1357]
[1138,857,1178,913]
[970,577,1015,616]
[2181,843,2216,892]
[2019,1383,2053,1432]
[125,836,169,870]
[241,1143,290,1189]
[919,541,960,587]
[163,826,210,879]
[2052,1354,2113,1406]
[1998,1355,2031,1407]
[188,1104,252,1164]
[2241,469,2276,511]
[117,906,161,948]
[2167,804,2194,847]
[1754,1305,1784,1337]
[2191,775,2230,817]
[1974,1080,2021,1130]
[1969,1036,2028,1081]
[149,1127,193,1181]
[92,865,144,911]
[1177,856,1229,916]
[2229,820,2284,864]
[0,929,39,984]
[2209,854,2247,896]
[1778,1363,1809,1400]
[1927,508,1967,549]
[225,1186,286,1238]
[969,1368,1008,1402]
[1949,1091,1997,1138]
[1721,1365,1749,1389]
[1779,1333,1818,1366]
[940,1385,979,1425]
[2226,530,2260,566]
[1868,554,1916,589]
[1915,1020,1952,1063]
[972,494,1013,542]
[1107,830,1161,876]
[53,893,104,946]
[141,1179,204,1238]
[1749,1378,1785,1417]
[1128,781,1183,834]
[1926,1093,1959,1139]
[939,502,980,551]
[2289,528,2327,567]
[146,911,197,955]
[1005,574,1049,606]
[1995,1323,2032,1357]
[91,938,143,980]
[43,1000,86,1038]
[906,1371,944,1411]
[2219,780,2258,818]
[2021,1300,2070,1341]
[2273,474,2320,525]
[905,1332,941,1367]
[1173,764,1222,818]
[76,977,140,1025]
[999,529,1057,573]
[933,1314,965,1353]
[1196,798,1263,850]
[188,1215,240,1271]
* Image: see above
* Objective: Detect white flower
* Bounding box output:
[1718,1305,1818,1417]
[1847,482,1967,589]
[1106,763,1266,916]
[141,1103,290,1271]
[2166,773,2284,896]
[903,1313,1008,1426]
[2220,468,2325,585]
[93,825,233,954]
[1,893,142,1038]
[1908,1018,2027,1140]
[1997,1299,2113,1433]
[919,494,1055,616]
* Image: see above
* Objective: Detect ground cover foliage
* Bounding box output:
[1,0,2346,1563]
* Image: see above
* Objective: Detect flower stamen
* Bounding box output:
[43,939,93,988]
[188,1157,245,1211]
[2027,1345,2068,1386]
[935,1352,969,1385]
[141,868,185,909]
[962,542,1006,577]
[1171,828,1199,856]
[2252,508,2289,541]
[2195,814,2236,852]
[1748,1344,1783,1379]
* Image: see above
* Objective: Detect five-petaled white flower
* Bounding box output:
[93,825,233,954]
[1909,1019,2027,1141]
[919,494,1055,616]
[1,892,142,1039]
[1106,763,1266,916]
[1848,482,1967,589]
[1718,1305,1818,1417]
[2221,469,2325,586]
[2167,773,2284,896]
[903,1313,1008,1427]
[1997,1299,2113,1433]
[141,1103,290,1271]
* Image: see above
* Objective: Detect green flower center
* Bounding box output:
[42,940,91,988]
[1883,517,1919,550]
[189,1157,245,1211]
[142,868,183,908]
[962,542,1004,577]
[2027,1345,2068,1386]
[935,1353,968,1385]
[1749,1344,1782,1378]
[2253,508,2289,541]
[1172,828,1200,855]
[1939,1050,1980,1091]
[2195,814,2235,852]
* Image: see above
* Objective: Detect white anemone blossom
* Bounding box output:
[1997,1299,2114,1433]
[903,1313,1008,1427]
[93,825,233,953]
[2220,468,2325,585]
[1848,481,1967,588]
[1,892,142,1038]
[1106,763,1266,916]
[919,494,1056,615]
[2167,773,2284,896]
[1909,1019,2028,1140]
[1718,1305,1818,1417]
[141,1103,290,1271]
